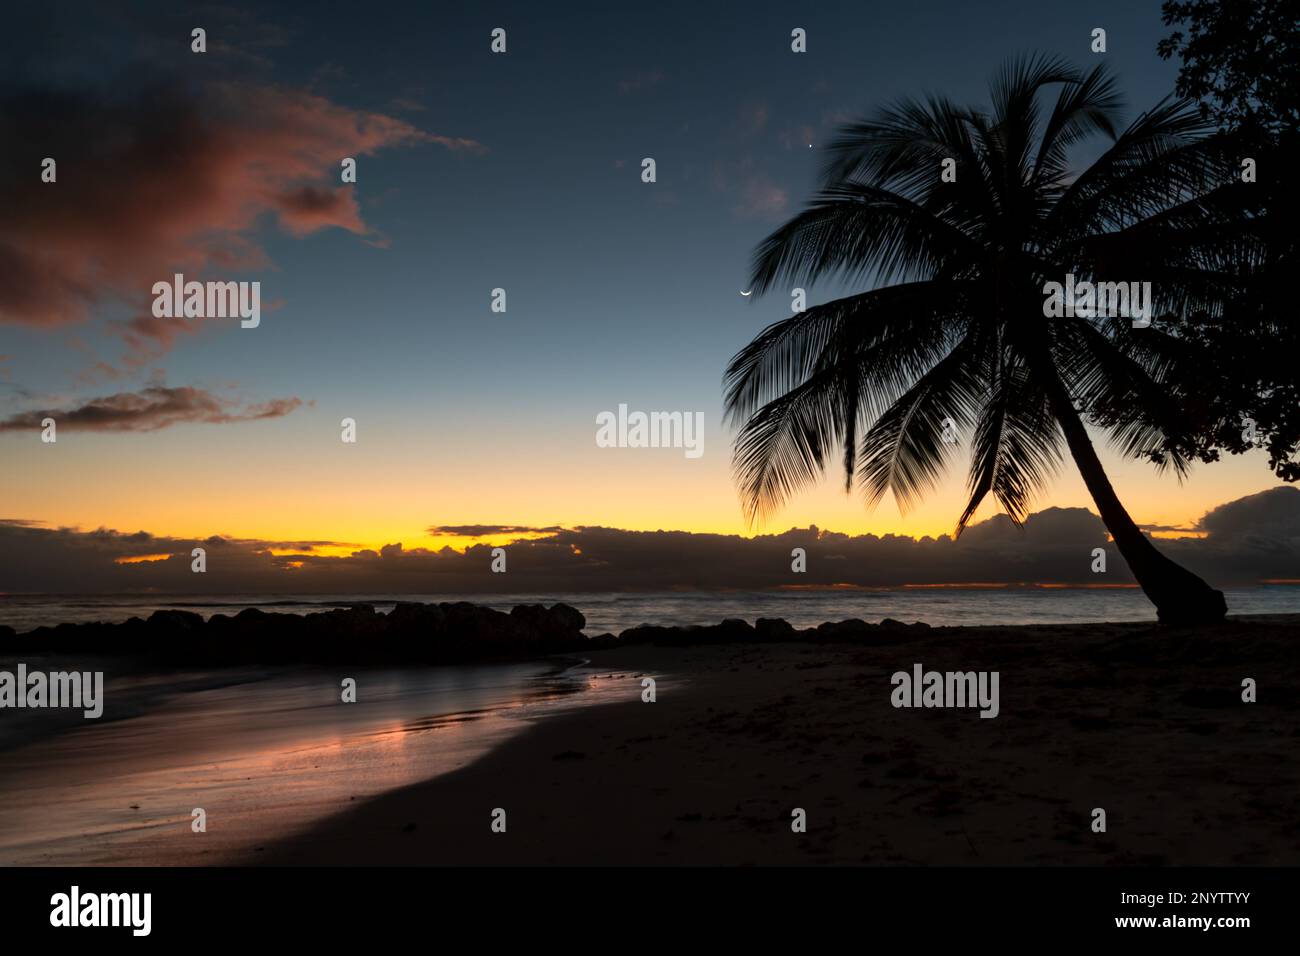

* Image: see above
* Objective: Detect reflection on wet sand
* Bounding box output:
[0,659,639,865]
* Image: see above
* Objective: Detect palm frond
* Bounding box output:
[728,284,972,522]
[1033,62,1123,187]
[855,330,989,513]
[748,182,983,294]
[957,353,1062,534]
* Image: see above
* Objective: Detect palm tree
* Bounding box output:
[725,56,1255,625]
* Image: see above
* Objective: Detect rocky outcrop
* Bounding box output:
[1,602,932,665]
[3,602,589,666]
[614,615,930,648]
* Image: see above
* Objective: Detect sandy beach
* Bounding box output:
[262,617,1300,866]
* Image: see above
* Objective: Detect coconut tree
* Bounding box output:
[725,56,1258,625]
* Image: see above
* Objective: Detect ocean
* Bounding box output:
[3,586,1299,634]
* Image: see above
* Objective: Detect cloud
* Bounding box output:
[1156,487,1300,581]
[222,537,353,553]
[4,491,1300,596]
[0,77,484,351]
[732,175,788,219]
[0,385,303,432]
[102,316,208,374]
[271,184,367,237]
[1196,487,1300,540]
[427,524,566,537]
[712,155,788,220]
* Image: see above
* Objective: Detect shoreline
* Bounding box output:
[260,617,1300,866]
[0,659,627,866]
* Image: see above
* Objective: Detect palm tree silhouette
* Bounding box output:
[725,56,1249,625]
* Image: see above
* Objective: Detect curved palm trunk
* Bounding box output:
[1043,377,1227,626]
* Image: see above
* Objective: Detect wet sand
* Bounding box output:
[263,618,1300,865]
[0,661,631,865]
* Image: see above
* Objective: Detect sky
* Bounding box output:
[0,0,1290,587]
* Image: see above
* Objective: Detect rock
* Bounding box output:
[509,603,552,634]
[880,617,931,631]
[755,618,796,642]
[509,603,583,645]
[816,619,875,641]
[2,602,937,666]
[444,603,526,647]
[548,602,586,632]
[387,602,447,634]
[689,618,753,643]
[618,624,678,644]
[146,609,205,632]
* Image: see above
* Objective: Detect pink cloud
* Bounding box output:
[733,177,789,219]
[0,81,484,342]
[0,384,305,432]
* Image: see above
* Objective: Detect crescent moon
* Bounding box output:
[740,290,753,296]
